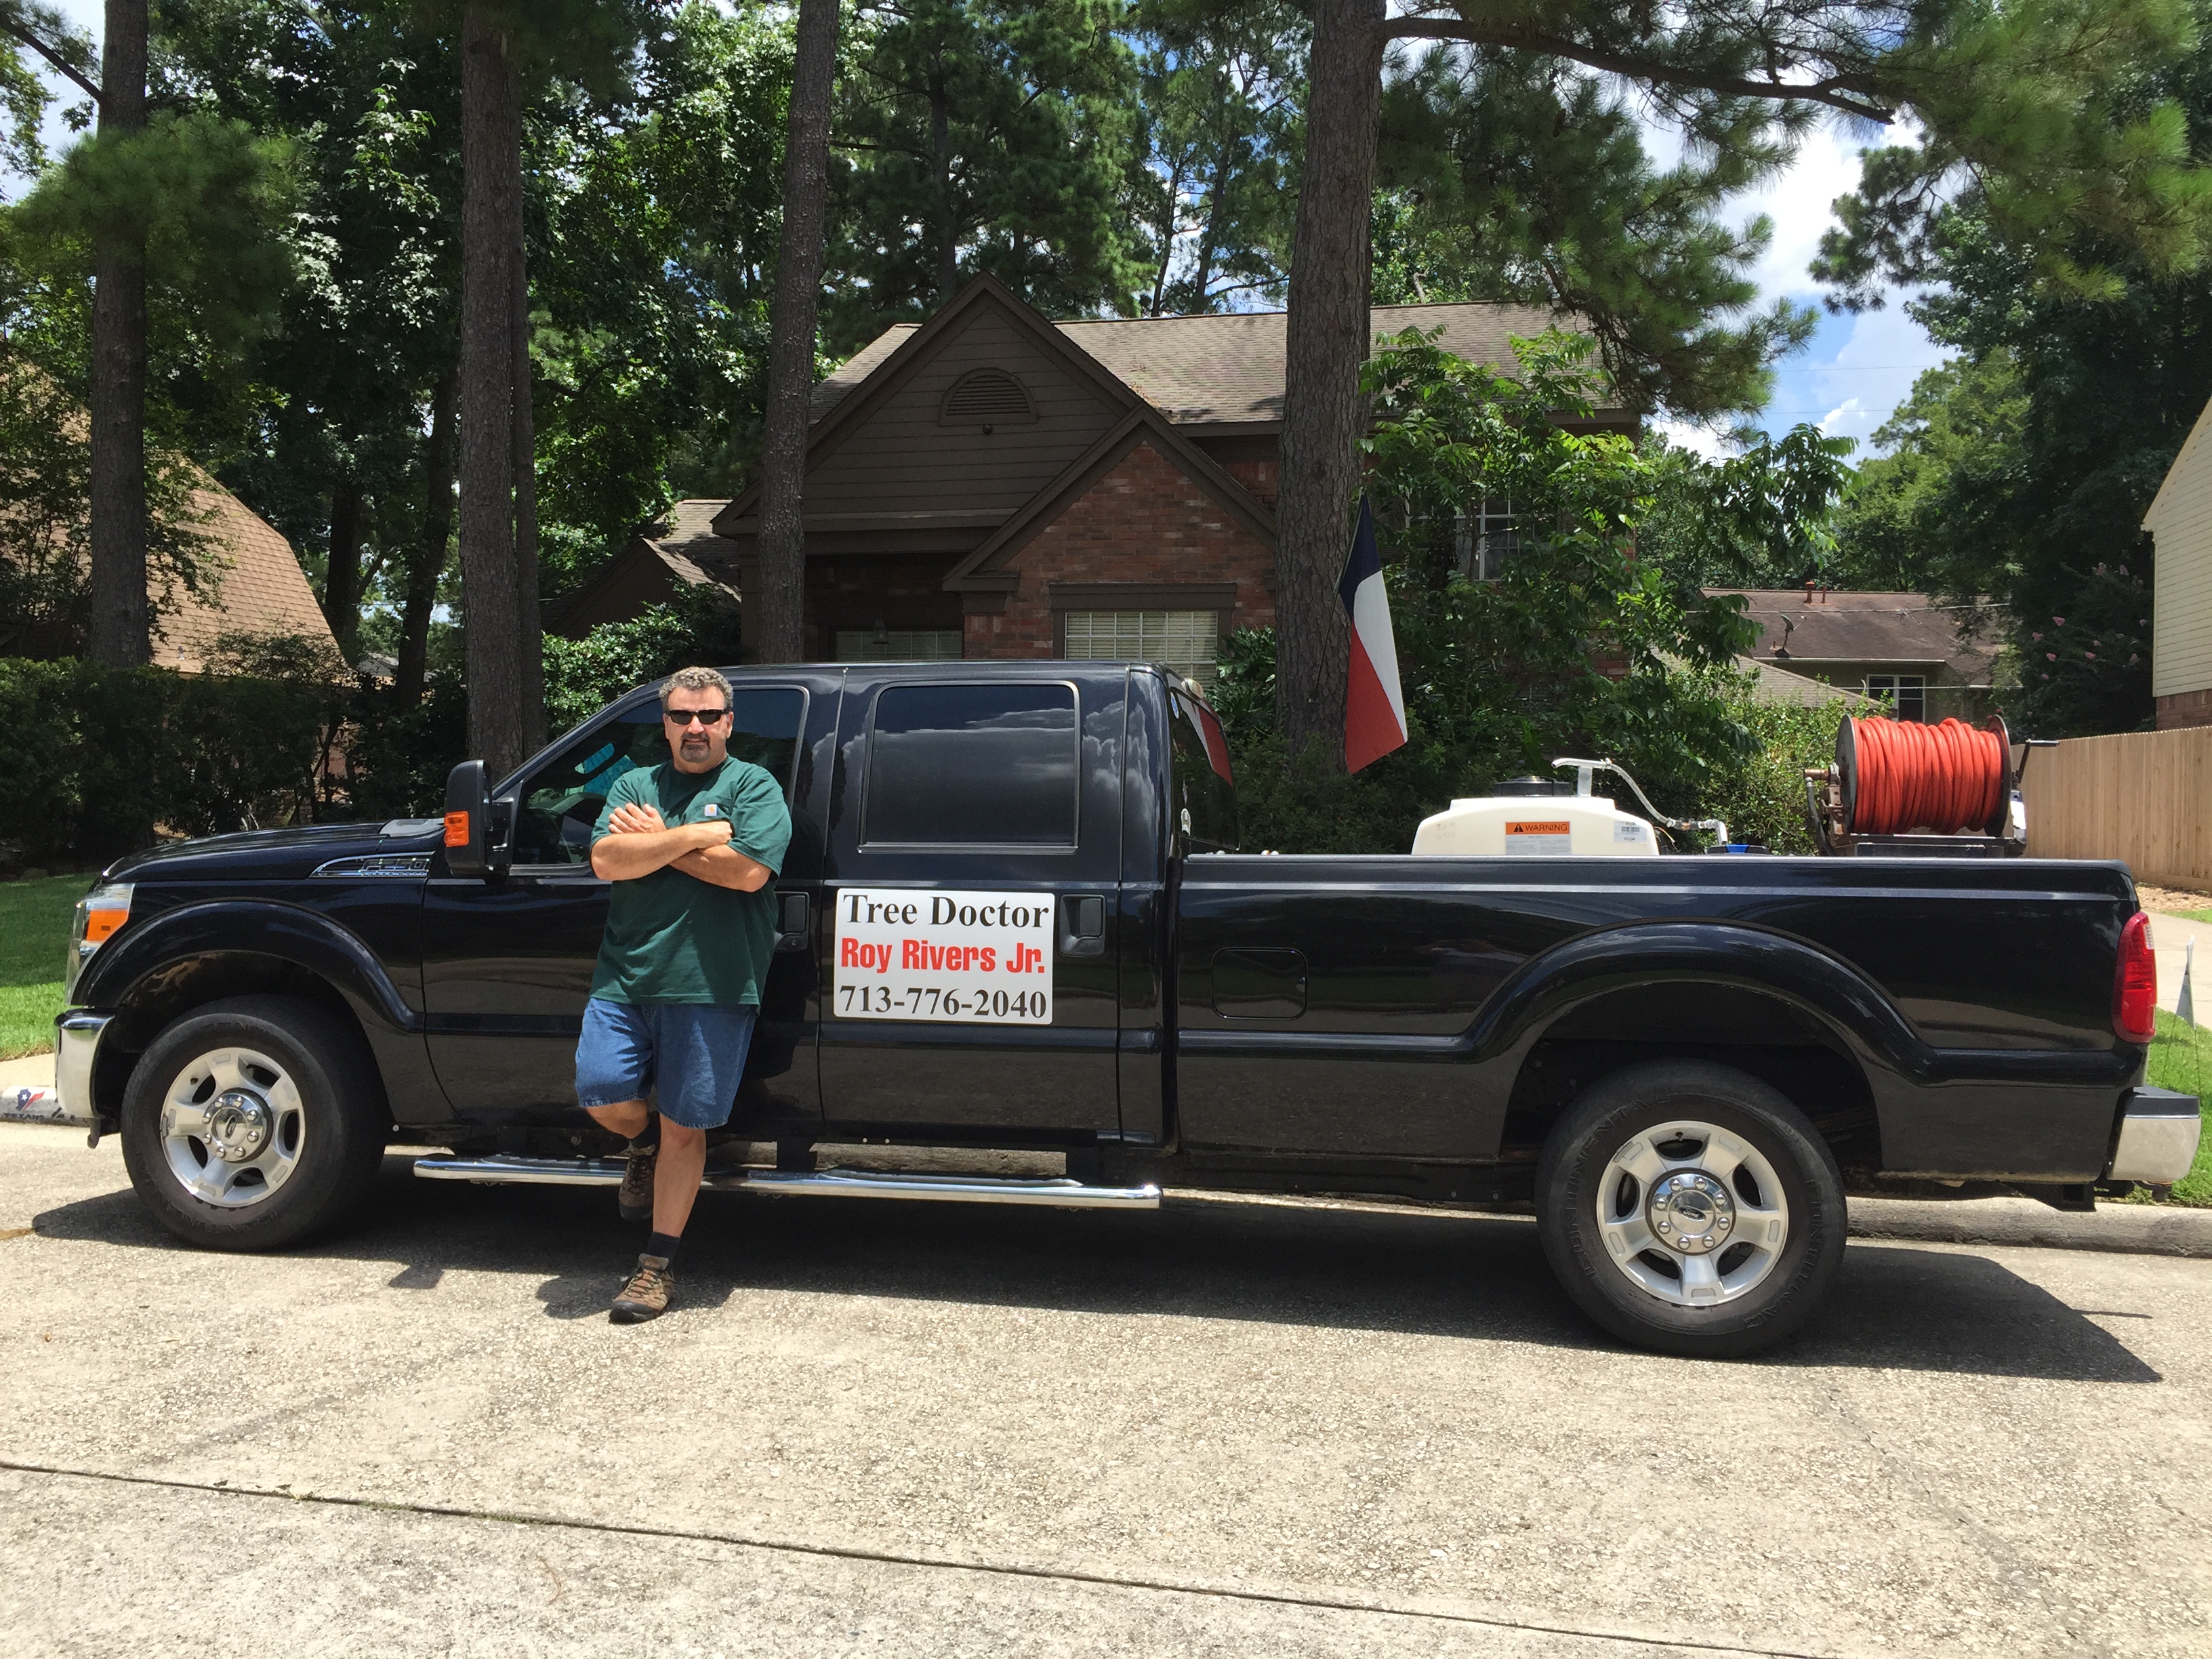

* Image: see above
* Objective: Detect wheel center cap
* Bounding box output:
[205,1090,272,1162]
[1649,1170,1736,1255]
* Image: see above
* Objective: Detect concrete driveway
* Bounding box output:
[1,1127,2206,1659]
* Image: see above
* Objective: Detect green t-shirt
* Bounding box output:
[588,756,794,1006]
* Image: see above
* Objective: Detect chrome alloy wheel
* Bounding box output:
[1594,1120,1790,1307]
[159,1046,307,1208]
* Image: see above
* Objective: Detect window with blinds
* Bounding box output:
[1062,610,1220,684]
[834,629,964,662]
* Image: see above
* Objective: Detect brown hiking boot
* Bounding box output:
[617,1142,656,1224]
[611,1254,674,1324]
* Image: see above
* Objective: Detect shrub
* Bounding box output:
[0,657,340,860]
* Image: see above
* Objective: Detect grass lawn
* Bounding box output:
[0,874,93,1060]
[2167,907,2212,926]
[2142,1007,2212,1206]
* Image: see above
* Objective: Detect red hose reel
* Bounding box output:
[1809,714,2019,851]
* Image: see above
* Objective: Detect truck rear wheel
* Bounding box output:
[120,996,387,1251]
[1536,1060,1846,1358]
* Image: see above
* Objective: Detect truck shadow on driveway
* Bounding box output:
[33,1155,2162,1383]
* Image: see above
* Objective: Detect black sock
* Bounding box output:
[628,1115,659,1153]
[646,1230,681,1266]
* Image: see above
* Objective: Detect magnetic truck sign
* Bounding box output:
[834,888,1055,1024]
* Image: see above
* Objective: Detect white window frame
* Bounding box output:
[1061,609,1221,684]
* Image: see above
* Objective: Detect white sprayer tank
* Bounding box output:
[1412,786,1660,857]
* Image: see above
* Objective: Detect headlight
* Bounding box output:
[64,882,133,1000]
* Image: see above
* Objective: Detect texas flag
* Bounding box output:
[1338,495,1407,771]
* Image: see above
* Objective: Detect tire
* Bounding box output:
[119,996,388,1251]
[1535,1059,1847,1359]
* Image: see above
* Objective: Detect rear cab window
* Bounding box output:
[862,681,1080,848]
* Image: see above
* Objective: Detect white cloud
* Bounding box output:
[1653,417,1729,460]
[1734,124,1867,302]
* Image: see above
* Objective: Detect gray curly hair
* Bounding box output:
[659,664,733,710]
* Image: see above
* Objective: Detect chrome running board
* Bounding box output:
[411,1153,1160,1210]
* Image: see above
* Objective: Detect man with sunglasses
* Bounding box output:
[575,665,794,1322]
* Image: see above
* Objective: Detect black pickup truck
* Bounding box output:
[31,660,2200,1355]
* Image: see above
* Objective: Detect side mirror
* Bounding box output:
[443,760,493,878]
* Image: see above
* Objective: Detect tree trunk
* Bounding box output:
[754,0,842,666]
[1273,0,1383,764]
[399,368,458,705]
[323,477,365,661]
[87,0,149,668]
[512,194,544,752]
[458,3,527,774]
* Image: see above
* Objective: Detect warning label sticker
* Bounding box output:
[834,887,1055,1024]
[1504,820,1573,856]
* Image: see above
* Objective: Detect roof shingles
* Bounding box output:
[812,301,1573,428]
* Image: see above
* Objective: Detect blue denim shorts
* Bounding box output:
[575,998,758,1130]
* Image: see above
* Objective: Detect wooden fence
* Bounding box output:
[2022,724,2212,888]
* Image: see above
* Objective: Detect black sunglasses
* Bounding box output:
[664,706,731,727]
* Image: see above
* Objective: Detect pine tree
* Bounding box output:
[1130,0,1303,314]
[1273,0,2212,764]
[827,0,1148,347]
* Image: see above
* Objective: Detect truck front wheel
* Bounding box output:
[120,996,387,1251]
[1536,1060,1846,1358]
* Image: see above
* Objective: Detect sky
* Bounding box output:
[1649,116,1951,461]
[19,1,1946,464]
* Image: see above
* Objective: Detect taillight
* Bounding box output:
[2114,910,2157,1044]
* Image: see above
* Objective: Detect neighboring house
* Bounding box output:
[1734,653,1875,710]
[553,273,1633,681]
[0,475,338,670]
[2140,392,2212,729]
[1711,588,2002,722]
[544,499,743,638]
[152,486,341,673]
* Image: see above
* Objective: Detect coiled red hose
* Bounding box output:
[1845,716,2007,836]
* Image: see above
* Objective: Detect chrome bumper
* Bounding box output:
[0,1012,111,1133]
[2107,1087,2203,1185]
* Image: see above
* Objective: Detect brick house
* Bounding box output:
[553,273,1632,680]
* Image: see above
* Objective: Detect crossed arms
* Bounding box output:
[589,800,773,891]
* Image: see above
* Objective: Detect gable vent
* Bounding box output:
[940,368,1037,428]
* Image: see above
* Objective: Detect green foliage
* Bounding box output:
[1128,0,1303,314]
[0,347,226,657]
[1215,330,1782,852]
[1816,0,2212,310]
[1374,41,1817,419]
[344,672,469,820]
[542,586,747,737]
[1639,424,1860,590]
[10,109,298,367]
[1828,203,2197,737]
[827,0,1151,348]
[0,656,345,861]
[1700,684,1853,855]
[531,3,794,564]
[1832,354,2031,592]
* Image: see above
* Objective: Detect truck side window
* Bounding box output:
[513,686,806,866]
[863,682,1078,847]
[1167,691,1239,852]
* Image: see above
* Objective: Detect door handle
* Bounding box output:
[777,889,811,952]
[1059,893,1105,959]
